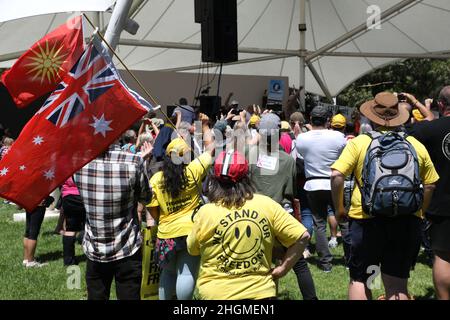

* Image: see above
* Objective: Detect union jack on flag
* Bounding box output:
[37,42,142,128]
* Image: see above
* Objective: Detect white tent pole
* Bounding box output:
[299,0,306,110]
[128,0,146,18]
[104,0,133,51]
[117,38,450,59]
[118,38,298,55]
[316,51,450,59]
[306,0,419,62]
[100,0,145,34]
[307,62,332,101]
[0,51,26,61]
[154,54,294,72]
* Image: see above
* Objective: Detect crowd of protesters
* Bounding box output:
[1,87,450,301]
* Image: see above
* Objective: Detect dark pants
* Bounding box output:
[292,256,317,300]
[341,221,351,267]
[421,218,434,264]
[307,190,351,268]
[24,206,46,240]
[86,249,142,300]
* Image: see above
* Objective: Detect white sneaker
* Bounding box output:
[22,260,28,266]
[303,248,312,259]
[25,260,48,268]
[328,237,338,248]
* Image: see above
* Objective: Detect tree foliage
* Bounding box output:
[337,59,450,108]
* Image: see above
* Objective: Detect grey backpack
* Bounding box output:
[357,131,424,217]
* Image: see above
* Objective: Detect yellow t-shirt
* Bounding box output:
[148,152,212,239]
[331,133,439,220]
[186,194,307,300]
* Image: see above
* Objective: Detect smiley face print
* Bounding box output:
[221,219,263,261]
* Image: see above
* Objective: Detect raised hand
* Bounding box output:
[140,141,154,160]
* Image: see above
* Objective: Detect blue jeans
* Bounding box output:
[301,208,314,238]
[159,248,199,300]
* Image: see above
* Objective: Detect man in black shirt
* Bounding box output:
[409,86,450,300]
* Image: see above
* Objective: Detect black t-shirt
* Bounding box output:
[407,118,450,217]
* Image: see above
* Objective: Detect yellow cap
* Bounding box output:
[249,115,260,126]
[331,114,347,128]
[281,121,290,130]
[412,109,425,122]
[166,138,189,156]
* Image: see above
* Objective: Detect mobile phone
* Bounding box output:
[397,93,407,102]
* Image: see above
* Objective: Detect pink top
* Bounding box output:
[61,177,80,198]
[279,132,293,154]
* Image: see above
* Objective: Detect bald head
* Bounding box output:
[439,86,450,107]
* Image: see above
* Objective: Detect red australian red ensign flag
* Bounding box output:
[1,15,84,108]
[0,35,153,211]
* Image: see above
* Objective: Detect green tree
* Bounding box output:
[337,59,450,108]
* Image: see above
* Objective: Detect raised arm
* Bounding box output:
[404,93,435,122]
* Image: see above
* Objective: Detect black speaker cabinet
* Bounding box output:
[194,0,206,23]
[197,0,238,63]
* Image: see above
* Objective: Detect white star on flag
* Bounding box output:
[90,114,113,137]
[0,167,8,176]
[43,169,55,180]
[19,165,26,171]
[33,136,44,145]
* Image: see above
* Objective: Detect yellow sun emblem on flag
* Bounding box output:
[25,40,68,84]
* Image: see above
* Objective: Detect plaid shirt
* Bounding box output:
[74,144,151,263]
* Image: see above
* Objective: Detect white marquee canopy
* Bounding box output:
[1,0,450,99]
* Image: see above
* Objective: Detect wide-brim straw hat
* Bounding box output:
[360,92,410,127]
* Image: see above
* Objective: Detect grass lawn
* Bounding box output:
[0,202,436,300]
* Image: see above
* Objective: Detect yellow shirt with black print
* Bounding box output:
[331,132,439,220]
[187,194,307,300]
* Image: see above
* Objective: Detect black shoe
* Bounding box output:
[64,256,78,266]
[320,265,332,273]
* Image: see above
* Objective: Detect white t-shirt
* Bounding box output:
[295,129,347,191]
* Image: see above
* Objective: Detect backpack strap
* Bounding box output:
[357,130,383,191]
[396,131,408,139]
[365,130,383,140]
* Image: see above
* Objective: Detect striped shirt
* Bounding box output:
[74,144,151,263]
